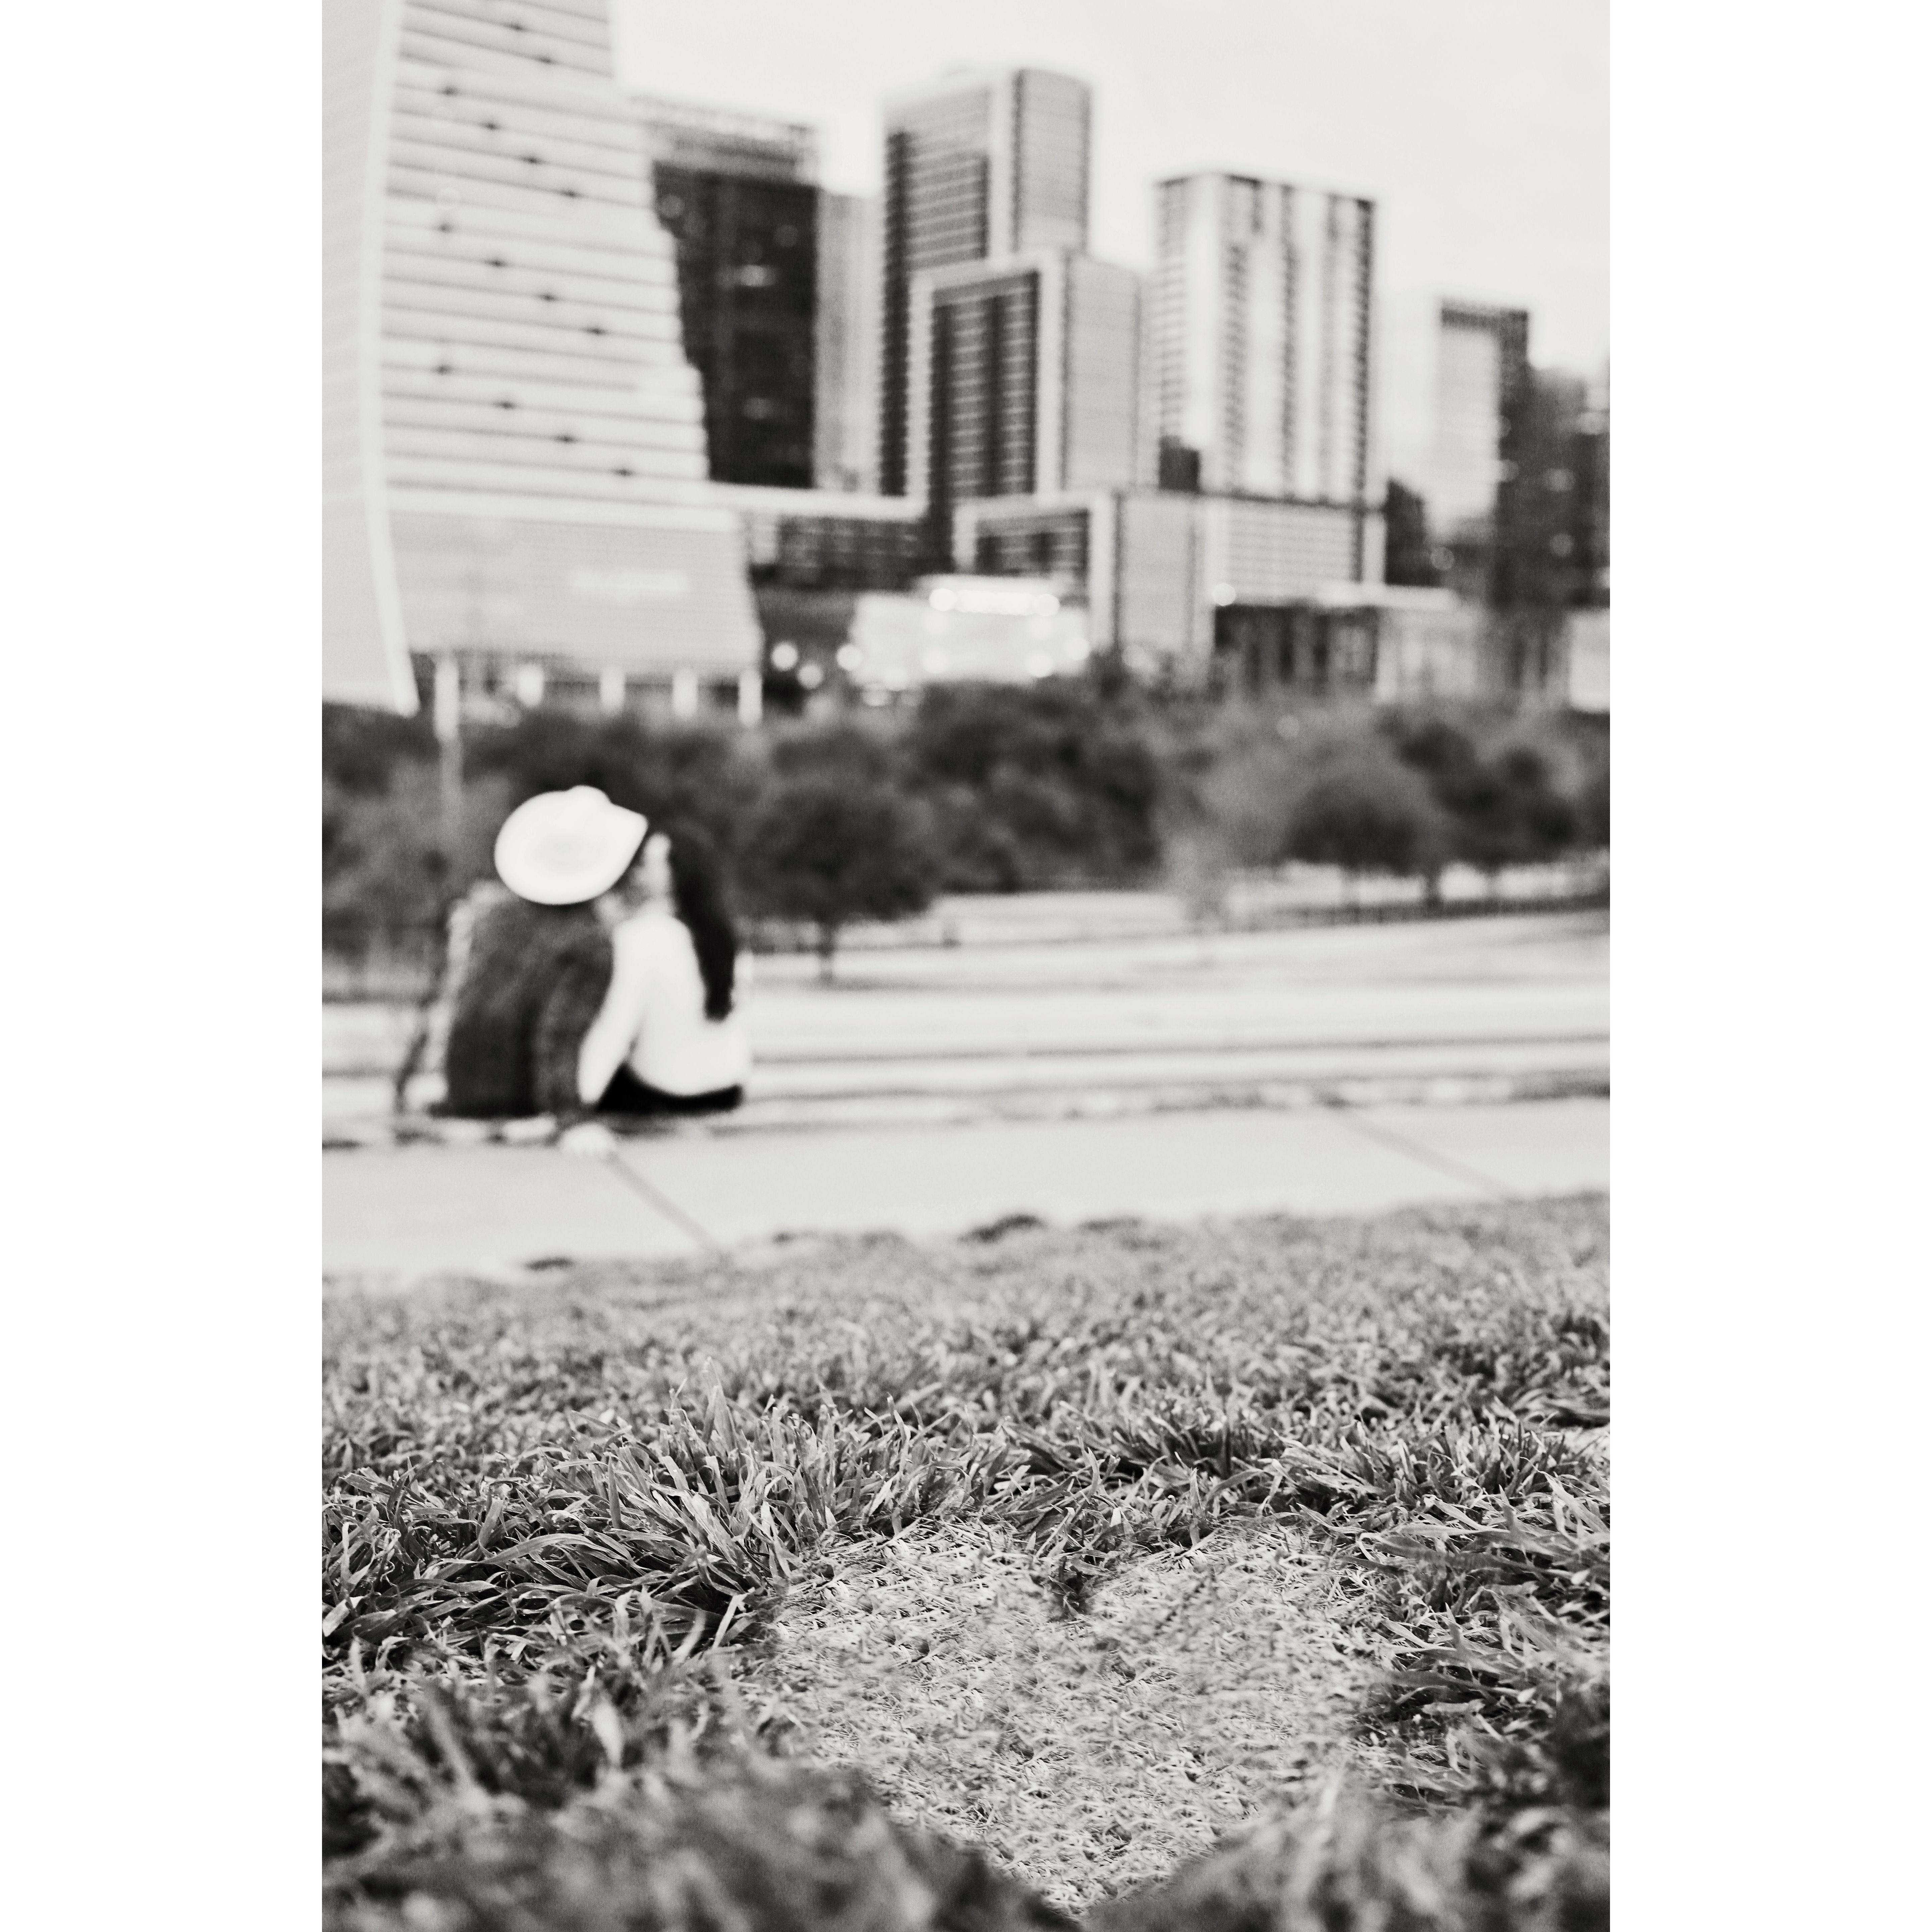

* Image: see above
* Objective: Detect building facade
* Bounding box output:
[905,251,1140,543]
[1150,174,1377,514]
[1375,293,1532,548]
[953,490,1383,681]
[814,193,881,492]
[879,69,1093,496]
[648,165,819,489]
[323,0,762,715]
[629,91,817,181]
[636,97,820,491]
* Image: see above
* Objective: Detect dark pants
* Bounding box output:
[596,1065,744,1118]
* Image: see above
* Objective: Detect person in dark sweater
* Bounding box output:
[437,787,647,1121]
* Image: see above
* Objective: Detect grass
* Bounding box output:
[324,1197,1608,1929]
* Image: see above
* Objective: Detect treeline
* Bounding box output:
[324,683,1608,969]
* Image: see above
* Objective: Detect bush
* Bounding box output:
[1284,765,1444,887]
[324,701,436,796]
[1175,707,1457,899]
[320,692,1605,965]
[905,683,1165,890]
[323,766,508,959]
[738,773,940,976]
[1383,709,1606,875]
[1391,718,1584,885]
[464,711,765,871]
[764,716,902,789]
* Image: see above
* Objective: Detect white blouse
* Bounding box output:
[575,907,752,1103]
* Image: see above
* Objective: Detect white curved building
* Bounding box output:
[323,0,762,712]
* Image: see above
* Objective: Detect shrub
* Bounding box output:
[765,716,902,789]
[320,692,1605,966]
[1384,711,1593,882]
[905,684,1165,890]
[464,711,766,871]
[738,773,940,977]
[323,766,508,959]
[1284,765,1444,888]
[324,701,436,796]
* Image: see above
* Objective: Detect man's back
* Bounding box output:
[441,896,612,1118]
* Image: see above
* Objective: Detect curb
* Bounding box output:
[322,1068,1608,1151]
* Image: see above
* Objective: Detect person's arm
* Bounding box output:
[532,936,616,1120]
[573,921,652,1108]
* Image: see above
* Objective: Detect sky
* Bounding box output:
[611,0,1608,376]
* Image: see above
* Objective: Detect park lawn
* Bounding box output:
[324,1197,1609,1931]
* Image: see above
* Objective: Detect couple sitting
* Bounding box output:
[438,786,749,1132]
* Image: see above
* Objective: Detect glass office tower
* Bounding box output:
[650,167,819,489]
[635,98,821,490]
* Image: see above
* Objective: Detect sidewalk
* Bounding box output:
[323,1095,1608,1282]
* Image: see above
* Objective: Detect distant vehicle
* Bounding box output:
[842,576,1091,700]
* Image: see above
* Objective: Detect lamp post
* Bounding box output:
[433,651,463,861]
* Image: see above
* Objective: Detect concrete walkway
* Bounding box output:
[323,1095,1607,1281]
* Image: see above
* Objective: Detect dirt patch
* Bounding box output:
[740,1519,1379,1915]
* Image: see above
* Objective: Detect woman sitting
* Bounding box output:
[575,824,751,1119]
[438,787,646,1120]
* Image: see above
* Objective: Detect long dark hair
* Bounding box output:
[663,824,739,1021]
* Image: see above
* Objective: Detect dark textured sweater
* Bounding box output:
[440,897,614,1120]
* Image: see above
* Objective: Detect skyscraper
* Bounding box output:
[879,69,1093,496]
[906,251,1140,541]
[814,193,881,493]
[1150,173,1376,509]
[638,98,821,490]
[1376,293,1532,543]
[322,0,760,714]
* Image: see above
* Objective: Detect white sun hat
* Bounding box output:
[493,787,648,906]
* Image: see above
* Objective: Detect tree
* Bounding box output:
[323,700,436,796]
[903,683,1164,889]
[323,765,509,959]
[766,717,899,788]
[1489,745,1579,867]
[463,709,765,870]
[1384,713,1578,889]
[1283,762,1448,903]
[739,775,939,980]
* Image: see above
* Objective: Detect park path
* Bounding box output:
[322,1094,1607,1282]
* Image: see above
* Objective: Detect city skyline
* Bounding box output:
[610,0,1608,376]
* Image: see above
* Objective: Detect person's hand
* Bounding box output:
[557,1120,619,1158]
[500,1114,558,1146]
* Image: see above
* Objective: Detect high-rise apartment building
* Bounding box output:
[905,252,1139,541]
[814,193,881,492]
[1437,301,1530,540]
[1376,293,1532,542]
[879,69,1093,495]
[1150,174,1376,512]
[637,99,820,490]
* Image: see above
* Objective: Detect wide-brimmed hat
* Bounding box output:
[493,787,648,906]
